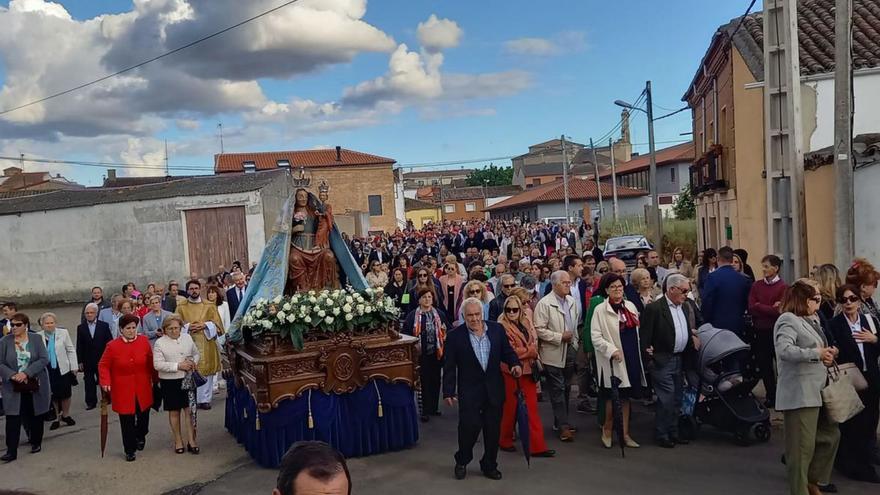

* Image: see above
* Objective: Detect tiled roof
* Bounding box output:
[486,178,647,212]
[521,162,592,178]
[103,175,189,187]
[597,142,694,178]
[0,172,49,192]
[214,148,395,173]
[404,197,439,211]
[0,169,287,216]
[440,185,522,201]
[402,169,473,179]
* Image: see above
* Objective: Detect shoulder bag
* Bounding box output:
[821,362,864,423]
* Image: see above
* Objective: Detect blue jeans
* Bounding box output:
[649,354,683,440]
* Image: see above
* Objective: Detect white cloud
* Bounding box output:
[443,71,532,100]
[342,44,444,106]
[504,31,587,57]
[416,14,462,53]
[176,119,201,130]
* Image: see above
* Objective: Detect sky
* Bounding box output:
[0,0,754,186]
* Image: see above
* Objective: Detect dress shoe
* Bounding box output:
[187,444,200,455]
[136,439,146,451]
[1,453,16,462]
[601,432,612,449]
[197,403,212,410]
[30,445,42,454]
[482,469,503,480]
[656,438,676,448]
[125,453,136,462]
[61,416,76,426]
[624,436,640,448]
[85,404,96,411]
[577,401,596,414]
[817,483,838,493]
[671,436,690,445]
[500,446,516,452]
[454,465,467,480]
[559,426,574,442]
[50,420,60,430]
[532,450,556,458]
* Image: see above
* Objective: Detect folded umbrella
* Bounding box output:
[514,378,531,466]
[100,389,110,458]
[609,359,625,458]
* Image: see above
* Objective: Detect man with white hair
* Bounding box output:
[534,270,580,442]
[444,297,522,481]
[639,273,702,448]
[76,302,113,410]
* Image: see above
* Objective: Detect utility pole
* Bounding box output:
[590,138,604,220]
[645,81,662,246]
[833,0,854,270]
[218,122,225,154]
[764,0,807,281]
[164,139,169,177]
[609,137,619,220]
[561,134,570,222]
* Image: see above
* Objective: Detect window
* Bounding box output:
[465,202,476,212]
[368,195,383,216]
[531,178,541,186]
[441,177,452,185]
[444,204,455,213]
[277,159,290,168]
[243,161,256,173]
[431,179,439,185]
[670,167,676,182]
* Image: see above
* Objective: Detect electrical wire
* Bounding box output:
[0,0,303,116]
[728,0,759,41]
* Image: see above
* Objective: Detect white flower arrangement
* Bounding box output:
[241,286,400,349]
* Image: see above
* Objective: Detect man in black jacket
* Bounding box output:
[444,298,521,481]
[639,273,702,448]
[76,303,114,410]
[226,272,248,318]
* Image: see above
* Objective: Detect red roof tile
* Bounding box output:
[597,142,694,178]
[485,178,647,211]
[214,148,395,173]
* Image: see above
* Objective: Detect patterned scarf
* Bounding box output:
[611,301,640,329]
[413,307,445,359]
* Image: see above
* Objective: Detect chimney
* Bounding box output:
[107,169,117,180]
[620,109,631,144]
[335,146,342,162]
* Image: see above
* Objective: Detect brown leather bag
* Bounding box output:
[12,377,39,393]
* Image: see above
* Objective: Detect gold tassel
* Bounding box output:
[378,401,384,418]
[255,411,261,431]
[374,381,384,418]
[307,390,315,429]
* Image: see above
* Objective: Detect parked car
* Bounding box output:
[602,235,653,268]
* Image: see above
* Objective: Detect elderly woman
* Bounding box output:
[774,280,840,495]
[99,313,157,462]
[153,315,200,455]
[38,312,78,430]
[591,273,646,450]
[668,247,695,280]
[628,267,655,313]
[1,313,50,462]
[828,284,880,483]
[365,260,389,289]
[846,258,880,322]
[402,288,449,422]
[498,294,554,458]
[459,280,491,325]
[139,295,173,347]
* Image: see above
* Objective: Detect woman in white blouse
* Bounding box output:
[153,315,200,454]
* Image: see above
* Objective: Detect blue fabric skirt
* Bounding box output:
[225,377,419,467]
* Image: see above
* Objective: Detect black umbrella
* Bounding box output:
[608,359,626,458]
[514,378,531,466]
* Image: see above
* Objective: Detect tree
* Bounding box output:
[672,185,696,219]
[465,164,513,187]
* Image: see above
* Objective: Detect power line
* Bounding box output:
[728,0,759,40]
[0,0,303,116]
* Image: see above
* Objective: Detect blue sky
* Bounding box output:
[0,1,752,185]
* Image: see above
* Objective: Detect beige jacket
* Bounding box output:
[534,292,579,368]
[591,299,646,389]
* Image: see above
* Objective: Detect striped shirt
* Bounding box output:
[468,325,491,371]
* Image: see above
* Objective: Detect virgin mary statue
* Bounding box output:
[225,184,367,344]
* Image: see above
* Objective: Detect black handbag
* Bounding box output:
[191,370,208,388]
[12,377,39,393]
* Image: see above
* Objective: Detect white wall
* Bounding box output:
[806,71,880,151]
[855,163,880,263]
[486,195,513,207]
[0,191,267,303]
[394,180,406,228]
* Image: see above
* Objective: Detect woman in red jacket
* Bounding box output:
[99,313,157,461]
[747,254,788,409]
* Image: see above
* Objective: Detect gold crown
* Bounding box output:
[291,164,312,188]
[318,179,330,194]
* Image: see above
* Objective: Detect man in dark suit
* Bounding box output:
[76,303,114,409]
[443,298,522,481]
[640,274,702,448]
[701,246,751,335]
[226,272,248,319]
[162,280,180,313]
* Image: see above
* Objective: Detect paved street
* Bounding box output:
[1,304,877,495]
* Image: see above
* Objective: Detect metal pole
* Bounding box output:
[609,137,619,221]
[562,134,570,222]
[164,139,169,177]
[833,0,854,269]
[645,80,662,245]
[590,138,604,220]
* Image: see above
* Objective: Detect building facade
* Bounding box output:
[0,166,82,192]
[439,185,521,222]
[404,198,442,227]
[402,169,473,190]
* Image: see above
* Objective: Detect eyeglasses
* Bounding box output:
[11,322,25,327]
[841,295,860,304]
[503,284,516,289]
[468,290,481,295]
[419,274,429,278]
[598,269,608,274]
[505,307,520,313]
[608,284,624,291]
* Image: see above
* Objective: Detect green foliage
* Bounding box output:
[672,185,696,220]
[596,215,697,262]
[465,164,514,186]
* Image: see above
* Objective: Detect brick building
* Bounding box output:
[0,166,82,192]
[439,185,521,221]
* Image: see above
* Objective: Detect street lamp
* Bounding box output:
[615,80,662,247]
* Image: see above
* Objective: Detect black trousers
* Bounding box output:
[118,401,150,455]
[5,392,44,455]
[836,388,880,479]
[83,368,99,407]
[420,355,443,415]
[455,393,502,472]
[752,329,777,403]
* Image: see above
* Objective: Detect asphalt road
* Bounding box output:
[2,303,877,495]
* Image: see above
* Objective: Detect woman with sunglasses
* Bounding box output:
[0,313,50,462]
[408,268,439,314]
[439,263,465,326]
[828,284,880,483]
[498,295,554,457]
[365,260,389,289]
[458,280,491,325]
[385,267,409,316]
[774,280,840,495]
[402,288,449,422]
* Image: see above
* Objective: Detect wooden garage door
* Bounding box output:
[185,206,249,278]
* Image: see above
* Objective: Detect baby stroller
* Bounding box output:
[682,323,771,445]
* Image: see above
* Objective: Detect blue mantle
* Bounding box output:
[225,378,419,467]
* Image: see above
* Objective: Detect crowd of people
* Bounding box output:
[1,217,878,495]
